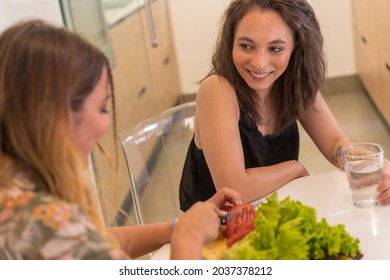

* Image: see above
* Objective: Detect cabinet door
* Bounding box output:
[109,12,157,129]
[140,0,181,112]
[377,0,390,124]
[353,28,382,110]
[95,7,158,226]
[351,0,382,112]
[352,0,390,127]
[380,48,390,124]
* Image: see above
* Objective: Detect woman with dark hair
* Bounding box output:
[179,0,390,210]
[0,19,241,259]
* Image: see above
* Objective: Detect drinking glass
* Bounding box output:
[342,143,384,208]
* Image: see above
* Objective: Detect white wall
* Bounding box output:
[307,0,355,78]
[167,0,231,94]
[0,0,63,33]
[167,0,356,95]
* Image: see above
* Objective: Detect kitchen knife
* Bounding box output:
[220,199,262,225]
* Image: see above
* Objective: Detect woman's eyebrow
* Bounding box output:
[237,36,254,42]
[268,39,287,44]
[236,37,288,45]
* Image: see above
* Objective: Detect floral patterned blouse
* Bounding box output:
[0,185,128,259]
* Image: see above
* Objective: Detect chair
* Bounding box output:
[119,101,195,225]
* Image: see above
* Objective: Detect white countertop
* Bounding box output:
[152,169,390,260]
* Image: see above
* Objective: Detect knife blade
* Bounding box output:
[220,198,262,225]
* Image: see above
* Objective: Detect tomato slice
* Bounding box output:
[222,204,256,247]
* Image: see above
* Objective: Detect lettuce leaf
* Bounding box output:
[223,192,360,260]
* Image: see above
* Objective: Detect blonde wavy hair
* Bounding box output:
[0,20,119,248]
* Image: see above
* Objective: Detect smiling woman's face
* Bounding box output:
[70,67,110,164]
[232,8,295,96]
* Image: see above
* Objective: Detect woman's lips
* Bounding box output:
[248,70,272,80]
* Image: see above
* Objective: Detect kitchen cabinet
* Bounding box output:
[92,0,181,226]
[139,0,181,112]
[377,0,390,123]
[109,11,157,129]
[93,6,156,226]
[351,0,390,125]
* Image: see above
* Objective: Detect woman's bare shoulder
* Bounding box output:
[200,75,234,90]
[195,75,240,127]
[197,75,237,102]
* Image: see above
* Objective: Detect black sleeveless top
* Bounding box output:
[179,111,300,211]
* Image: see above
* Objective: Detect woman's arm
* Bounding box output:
[110,188,241,259]
[194,76,308,203]
[109,222,173,259]
[299,93,352,169]
[300,93,390,205]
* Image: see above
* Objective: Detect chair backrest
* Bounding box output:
[119,101,195,225]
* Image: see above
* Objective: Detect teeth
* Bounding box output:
[250,71,270,79]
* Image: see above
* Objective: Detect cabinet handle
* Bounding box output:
[145,0,158,48]
[164,56,170,65]
[361,36,367,45]
[138,87,146,98]
[386,63,390,72]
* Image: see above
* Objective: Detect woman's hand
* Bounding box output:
[177,202,223,243]
[170,201,223,259]
[170,188,241,259]
[378,159,390,205]
[207,187,242,211]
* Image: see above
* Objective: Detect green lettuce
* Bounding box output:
[223,193,360,260]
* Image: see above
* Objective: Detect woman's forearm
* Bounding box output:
[109,221,173,258]
[170,230,203,260]
[216,160,308,203]
[327,138,354,170]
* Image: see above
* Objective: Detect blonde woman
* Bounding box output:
[0,20,240,260]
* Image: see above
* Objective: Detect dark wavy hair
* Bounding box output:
[205,0,326,135]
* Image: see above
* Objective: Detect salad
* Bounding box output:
[223,193,361,260]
